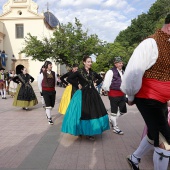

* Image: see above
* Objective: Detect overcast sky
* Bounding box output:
[0,0,156,42]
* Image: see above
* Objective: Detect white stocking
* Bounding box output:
[153,147,170,170]
[131,136,153,164]
[0,89,3,97]
[3,89,6,97]
[46,108,51,119]
[110,113,117,127]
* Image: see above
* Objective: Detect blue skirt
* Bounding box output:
[61,89,110,136]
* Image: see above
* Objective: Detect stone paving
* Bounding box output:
[0,82,165,170]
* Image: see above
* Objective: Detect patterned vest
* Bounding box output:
[42,71,55,88]
[143,29,170,81]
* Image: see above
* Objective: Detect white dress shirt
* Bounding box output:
[120,38,159,102]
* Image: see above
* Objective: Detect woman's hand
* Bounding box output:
[78,84,82,89]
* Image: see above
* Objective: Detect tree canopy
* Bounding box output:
[22,0,170,72]
[21,18,105,67]
[95,0,170,71]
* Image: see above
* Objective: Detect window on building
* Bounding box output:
[16,24,24,38]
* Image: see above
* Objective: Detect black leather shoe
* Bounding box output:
[87,136,95,141]
[48,118,54,125]
[22,107,29,111]
[126,155,140,170]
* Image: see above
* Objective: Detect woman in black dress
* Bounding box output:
[60,64,79,95]
[61,56,110,140]
[13,65,38,110]
[58,64,79,114]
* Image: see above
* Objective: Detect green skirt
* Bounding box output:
[13,84,38,107]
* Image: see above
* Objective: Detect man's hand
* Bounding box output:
[104,91,108,96]
[127,100,135,106]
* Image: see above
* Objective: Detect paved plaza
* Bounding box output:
[0,83,161,170]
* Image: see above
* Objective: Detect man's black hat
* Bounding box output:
[165,13,170,24]
[0,67,5,71]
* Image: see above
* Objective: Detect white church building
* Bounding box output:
[0,0,66,79]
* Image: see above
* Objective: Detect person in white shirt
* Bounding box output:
[38,61,57,125]
[9,70,17,97]
[120,14,170,170]
[102,56,127,135]
[37,65,45,108]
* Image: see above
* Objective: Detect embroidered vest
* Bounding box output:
[42,71,55,88]
[144,29,170,81]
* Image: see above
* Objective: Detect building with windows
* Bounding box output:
[0,0,66,79]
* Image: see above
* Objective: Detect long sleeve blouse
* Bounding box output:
[67,68,102,89]
[120,38,158,102]
[60,71,73,86]
[13,73,34,84]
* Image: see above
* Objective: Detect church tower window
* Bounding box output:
[18,11,22,15]
[16,24,24,38]
[14,0,27,2]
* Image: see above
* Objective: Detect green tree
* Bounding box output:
[94,42,128,72]
[21,34,53,61]
[21,18,104,67]
[113,0,170,63]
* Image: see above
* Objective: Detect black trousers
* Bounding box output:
[109,96,127,114]
[42,90,56,108]
[135,98,170,147]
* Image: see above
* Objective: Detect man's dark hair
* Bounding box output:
[83,56,91,62]
[44,61,52,68]
[72,64,78,68]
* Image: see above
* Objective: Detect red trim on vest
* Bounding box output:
[42,87,55,91]
[136,78,170,103]
[108,89,124,97]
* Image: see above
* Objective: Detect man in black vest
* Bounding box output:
[102,57,127,135]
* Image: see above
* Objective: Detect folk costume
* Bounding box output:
[61,68,110,136]
[38,61,57,125]
[13,65,38,110]
[9,73,18,97]
[121,26,170,170]
[0,68,8,99]
[37,65,45,108]
[58,71,78,115]
[102,57,127,135]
